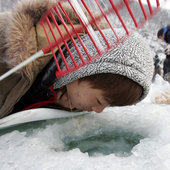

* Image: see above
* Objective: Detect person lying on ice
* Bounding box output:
[0,0,154,118]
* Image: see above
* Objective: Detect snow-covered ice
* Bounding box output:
[0,75,170,170]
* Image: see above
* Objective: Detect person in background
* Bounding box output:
[163,45,170,83]
[153,54,163,82]
[0,0,154,118]
[157,25,170,44]
[152,52,167,82]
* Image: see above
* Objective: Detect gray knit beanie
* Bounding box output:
[54,28,154,102]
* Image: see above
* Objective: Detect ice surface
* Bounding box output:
[0,0,170,170]
[0,86,170,170]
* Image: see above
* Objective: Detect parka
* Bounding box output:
[0,0,88,118]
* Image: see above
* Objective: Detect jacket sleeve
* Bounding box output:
[163,59,168,76]
[164,25,170,43]
[165,31,170,44]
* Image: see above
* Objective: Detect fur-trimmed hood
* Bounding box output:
[0,0,57,69]
[0,0,90,117]
[0,0,58,117]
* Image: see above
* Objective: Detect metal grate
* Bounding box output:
[0,0,162,81]
[40,0,161,77]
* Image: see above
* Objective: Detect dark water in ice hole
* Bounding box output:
[0,118,143,157]
[63,129,143,157]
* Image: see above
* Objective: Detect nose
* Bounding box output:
[92,105,106,113]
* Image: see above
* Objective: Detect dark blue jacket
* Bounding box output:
[163,55,170,76]
[164,25,170,44]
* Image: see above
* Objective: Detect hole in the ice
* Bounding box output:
[63,129,144,157]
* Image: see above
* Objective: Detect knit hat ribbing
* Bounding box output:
[54,29,154,102]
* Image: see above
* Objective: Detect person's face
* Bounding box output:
[159,35,164,41]
[56,80,109,113]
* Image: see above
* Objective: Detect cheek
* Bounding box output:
[70,91,88,105]
[72,92,83,103]
[74,91,80,97]
[68,90,81,104]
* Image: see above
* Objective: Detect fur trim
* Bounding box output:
[1,0,56,69]
[13,0,56,25]
[0,0,108,69]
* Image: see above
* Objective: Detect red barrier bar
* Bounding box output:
[81,0,111,48]
[147,0,153,14]
[58,2,92,61]
[68,0,102,55]
[109,0,129,35]
[123,0,138,27]
[138,0,147,20]
[94,0,119,41]
[41,17,62,72]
